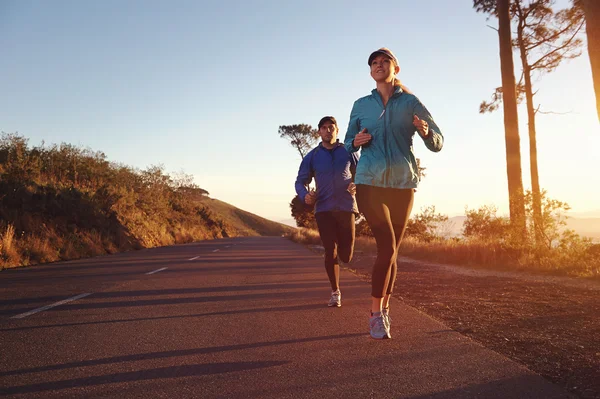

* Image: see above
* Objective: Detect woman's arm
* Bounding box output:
[413,98,443,153]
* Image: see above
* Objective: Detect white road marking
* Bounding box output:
[11,293,92,319]
[146,267,167,275]
[188,256,200,261]
[212,249,220,252]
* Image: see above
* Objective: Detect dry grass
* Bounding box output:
[285,228,321,245]
[0,224,20,268]
[399,237,599,277]
[285,228,600,278]
[0,133,294,270]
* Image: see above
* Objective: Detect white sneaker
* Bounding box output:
[328,290,341,307]
[369,312,391,339]
[382,307,392,338]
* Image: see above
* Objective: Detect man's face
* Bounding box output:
[319,122,338,144]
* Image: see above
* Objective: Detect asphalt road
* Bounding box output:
[0,237,574,398]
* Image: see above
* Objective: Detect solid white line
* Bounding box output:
[146,267,167,275]
[11,293,92,319]
[212,249,220,252]
[188,256,200,261]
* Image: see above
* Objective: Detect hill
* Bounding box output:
[196,197,292,237]
[0,132,293,269]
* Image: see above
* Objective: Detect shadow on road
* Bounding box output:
[0,332,364,379]
[1,303,327,332]
[0,361,289,395]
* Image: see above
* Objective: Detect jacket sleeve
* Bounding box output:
[294,152,313,202]
[344,101,361,153]
[413,98,443,153]
[350,151,360,182]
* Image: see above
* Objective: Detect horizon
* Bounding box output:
[1,0,598,224]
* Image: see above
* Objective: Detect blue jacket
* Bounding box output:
[344,86,443,189]
[295,142,359,213]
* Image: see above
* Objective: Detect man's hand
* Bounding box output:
[353,128,372,147]
[305,189,316,205]
[347,182,356,196]
[413,115,429,138]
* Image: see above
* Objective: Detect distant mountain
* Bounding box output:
[569,210,600,218]
[565,218,600,240]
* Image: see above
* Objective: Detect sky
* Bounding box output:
[1,0,599,225]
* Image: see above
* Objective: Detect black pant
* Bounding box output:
[315,211,356,291]
[356,185,414,298]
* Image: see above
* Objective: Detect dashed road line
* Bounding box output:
[188,256,200,261]
[145,267,168,275]
[11,293,92,319]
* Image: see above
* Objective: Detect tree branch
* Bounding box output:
[530,21,584,71]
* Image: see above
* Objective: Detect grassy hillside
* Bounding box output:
[197,197,292,237]
[0,133,293,269]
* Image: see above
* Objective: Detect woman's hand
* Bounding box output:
[353,128,372,147]
[413,115,429,138]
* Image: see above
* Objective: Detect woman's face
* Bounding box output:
[370,55,399,83]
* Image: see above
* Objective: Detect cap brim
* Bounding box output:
[368,50,396,65]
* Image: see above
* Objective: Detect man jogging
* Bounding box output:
[295,116,359,307]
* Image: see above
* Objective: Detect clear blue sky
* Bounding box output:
[1,0,598,224]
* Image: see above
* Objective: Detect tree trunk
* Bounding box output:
[517,16,543,245]
[497,0,526,236]
[583,0,600,121]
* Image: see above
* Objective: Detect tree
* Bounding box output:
[405,206,449,242]
[278,124,320,227]
[579,0,600,120]
[289,195,317,229]
[477,0,584,244]
[463,205,511,240]
[278,124,319,159]
[474,0,527,236]
[515,1,583,243]
[523,189,571,249]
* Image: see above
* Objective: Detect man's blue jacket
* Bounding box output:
[294,142,359,214]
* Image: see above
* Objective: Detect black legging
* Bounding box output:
[356,185,414,298]
[315,211,356,291]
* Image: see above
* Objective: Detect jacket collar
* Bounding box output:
[318,141,344,150]
[371,85,404,107]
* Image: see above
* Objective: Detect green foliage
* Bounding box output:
[475,0,585,114]
[354,206,449,242]
[278,124,319,159]
[405,206,449,242]
[463,190,571,248]
[278,123,320,227]
[464,190,572,247]
[473,0,497,16]
[289,195,317,229]
[0,132,289,268]
[462,192,599,276]
[463,205,511,240]
[524,189,571,248]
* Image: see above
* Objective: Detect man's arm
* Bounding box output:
[294,151,313,202]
